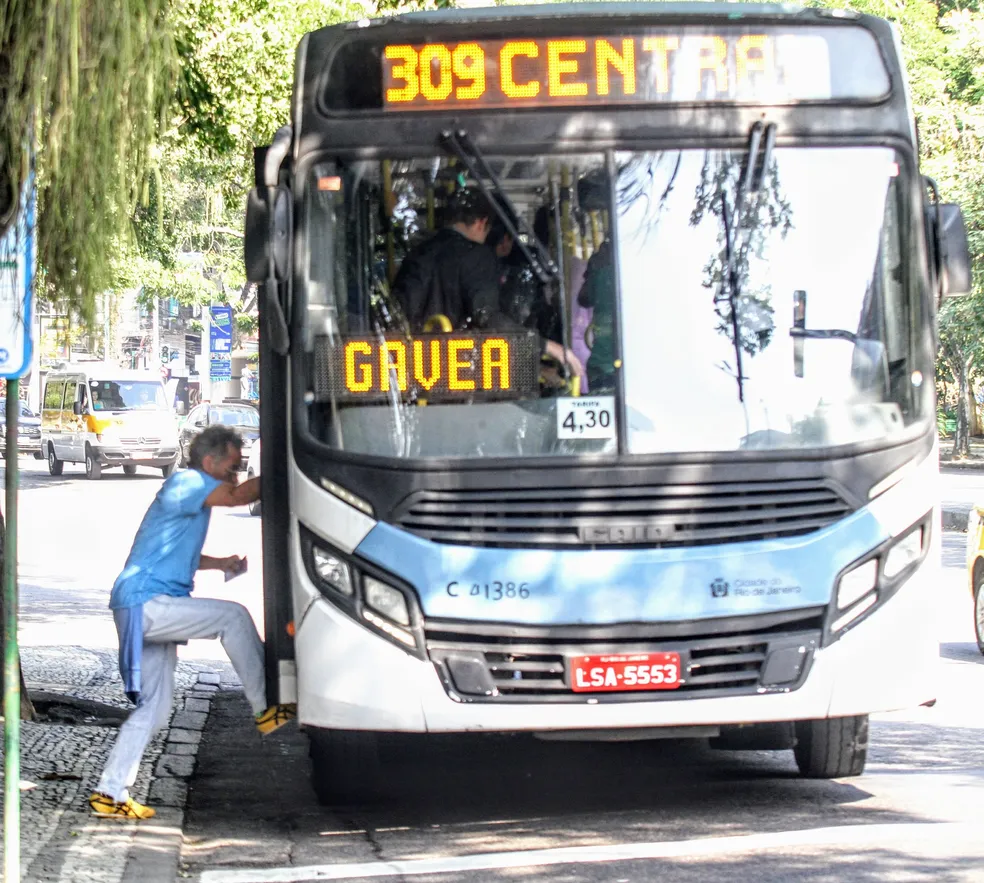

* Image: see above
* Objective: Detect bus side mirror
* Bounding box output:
[245,188,271,283]
[245,185,291,283]
[72,402,82,416]
[245,185,291,356]
[938,204,972,298]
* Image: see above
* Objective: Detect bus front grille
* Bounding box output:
[392,479,853,549]
[425,609,822,703]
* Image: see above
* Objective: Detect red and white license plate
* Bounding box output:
[570,652,682,693]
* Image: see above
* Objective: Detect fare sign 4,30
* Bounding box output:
[571,652,682,693]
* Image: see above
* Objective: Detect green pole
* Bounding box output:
[4,377,20,881]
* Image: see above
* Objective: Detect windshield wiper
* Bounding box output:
[719,121,776,403]
[439,129,557,285]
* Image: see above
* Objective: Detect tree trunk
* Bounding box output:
[0,508,36,721]
[970,380,981,438]
[952,357,973,458]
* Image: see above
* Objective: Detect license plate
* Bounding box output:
[570,652,682,693]
[132,452,155,460]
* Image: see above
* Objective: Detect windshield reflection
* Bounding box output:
[613,146,921,453]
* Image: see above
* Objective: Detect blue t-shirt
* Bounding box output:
[109,469,223,609]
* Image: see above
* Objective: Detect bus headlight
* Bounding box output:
[836,559,877,611]
[883,526,924,580]
[312,546,353,597]
[300,524,424,658]
[364,576,410,626]
[826,515,930,642]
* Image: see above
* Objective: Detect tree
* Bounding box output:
[0,1,178,324]
[119,0,370,346]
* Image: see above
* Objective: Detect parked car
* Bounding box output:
[965,507,984,653]
[246,438,261,516]
[179,402,259,470]
[0,399,43,458]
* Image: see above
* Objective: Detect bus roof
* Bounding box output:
[381,2,819,25]
[294,4,910,154]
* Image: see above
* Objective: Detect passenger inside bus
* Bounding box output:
[392,187,583,381]
[392,188,502,332]
[578,239,616,393]
[488,208,561,344]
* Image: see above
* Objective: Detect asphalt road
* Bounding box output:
[8,457,984,883]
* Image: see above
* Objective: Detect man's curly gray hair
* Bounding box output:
[189,424,242,470]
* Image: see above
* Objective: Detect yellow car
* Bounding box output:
[965,508,984,653]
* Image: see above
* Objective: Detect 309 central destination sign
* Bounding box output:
[380,26,884,111]
[322,332,541,403]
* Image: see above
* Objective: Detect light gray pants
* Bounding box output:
[96,595,267,802]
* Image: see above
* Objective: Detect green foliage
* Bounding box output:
[0,0,178,324]
[119,0,372,340]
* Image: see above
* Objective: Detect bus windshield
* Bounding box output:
[302,144,926,459]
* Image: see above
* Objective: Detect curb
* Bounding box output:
[124,671,222,882]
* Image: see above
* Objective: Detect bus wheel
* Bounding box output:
[47,445,64,476]
[308,729,381,805]
[84,446,102,480]
[161,462,176,479]
[793,715,868,778]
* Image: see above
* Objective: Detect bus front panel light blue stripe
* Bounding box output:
[354,507,892,626]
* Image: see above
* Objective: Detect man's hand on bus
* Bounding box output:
[198,554,246,576]
[204,475,261,509]
[543,340,584,381]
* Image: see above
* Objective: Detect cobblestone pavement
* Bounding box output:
[0,645,237,882]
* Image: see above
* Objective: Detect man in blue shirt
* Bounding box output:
[89,425,294,820]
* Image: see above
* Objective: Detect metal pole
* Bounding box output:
[4,377,20,881]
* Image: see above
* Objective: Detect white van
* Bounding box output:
[41,365,181,480]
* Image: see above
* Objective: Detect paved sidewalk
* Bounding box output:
[0,645,235,882]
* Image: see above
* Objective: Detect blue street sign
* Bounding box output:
[210,357,232,381]
[209,305,233,355]
[0,176,35,378]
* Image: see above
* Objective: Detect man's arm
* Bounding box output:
[204,475,260,508]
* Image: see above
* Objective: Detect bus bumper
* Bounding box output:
[293,551,938,734]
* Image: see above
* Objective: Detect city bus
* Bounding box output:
[245,2,972,802]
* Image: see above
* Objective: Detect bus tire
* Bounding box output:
[47,445,64,476]
[793,715,868,778]
[308,729,381,806]
[161,461,177,479]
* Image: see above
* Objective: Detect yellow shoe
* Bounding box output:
[256,703,297,736]
[89,792,156,820]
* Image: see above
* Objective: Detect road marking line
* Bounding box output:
[198,822,975,882]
